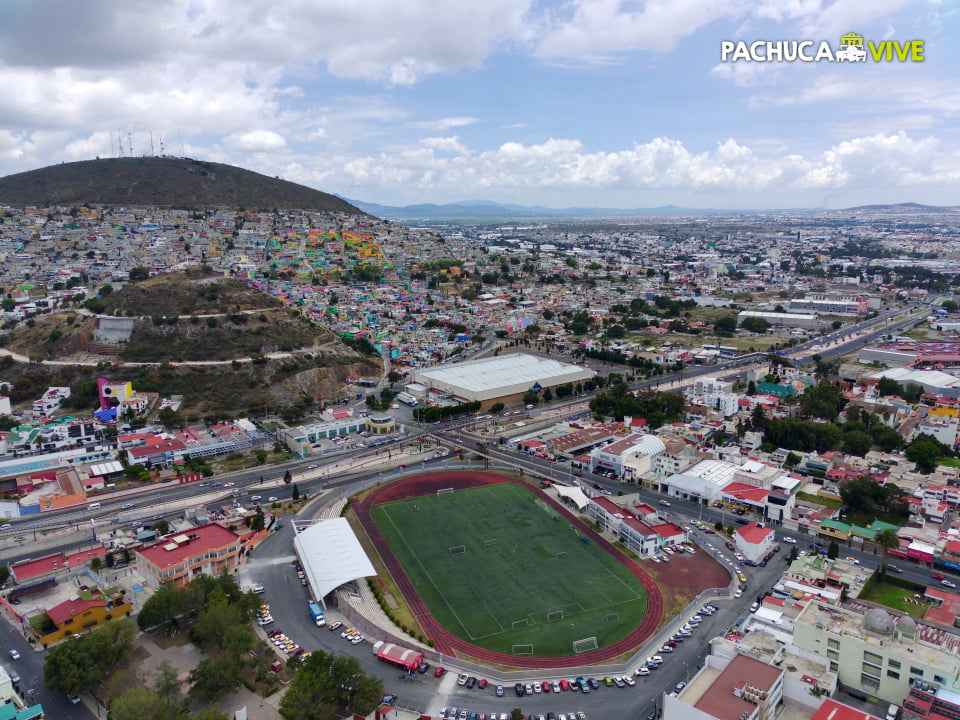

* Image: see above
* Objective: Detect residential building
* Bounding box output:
[734,522,775,564]
[662,651,784,720]
[792,600,960,705]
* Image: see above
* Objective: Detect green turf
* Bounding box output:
[370,482,648,657]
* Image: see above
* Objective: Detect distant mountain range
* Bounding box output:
[350,198,960,220]
[0,157,365,214]
[348,198,718,220]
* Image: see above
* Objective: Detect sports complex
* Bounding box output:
[352,470,666,669]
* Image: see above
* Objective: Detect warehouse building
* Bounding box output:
[409,352,595,409]
[737,310,821,330]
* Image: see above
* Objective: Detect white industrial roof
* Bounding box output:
[89,460,124,476]
[293,517,376,603]
[411,352,595,402]
[871,367,960,390]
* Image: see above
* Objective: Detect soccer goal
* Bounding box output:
[605,612,620,623]
[512,644,534,656]
[547,610,564,622]
[572,636,598,654]
[482,538,498,548]
[437,488,454,496]
[448,545,466,555]
[512,619,529,631]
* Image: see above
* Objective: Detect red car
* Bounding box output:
[478,678,488,690]
[434,666,446,677]
[933,573,946,581]
[703,528,715,534]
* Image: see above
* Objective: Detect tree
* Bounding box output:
[44,619,136,694]
[714,315,737,336]
[740,316,770,333]
[283,469,292,485]
[109,687,177,720]
[154,519,170,536]
[292,483,300,501]
[800,381,846,421]
[870,424,904,453]
[490,402,505,413]
[843,430,872,457]
[875,528,901,579]
[279,650,384,720]
[906,434,947,474]
[784,452,801,468]
[128,266,150,282]
[189,657,242,703]
[153,660,183,707]
[827,541,840,559]
[876,377,902,397]
[943,300,959,313]
[0,565,9,585]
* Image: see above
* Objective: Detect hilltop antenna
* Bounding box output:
[178,130,184,158]
[128,132,133,157]
[150,130,155,157]
[117,131,124,157]
[159,131,165,157]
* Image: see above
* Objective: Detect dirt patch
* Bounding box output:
[641,550,730,619]
[152,632,191,649]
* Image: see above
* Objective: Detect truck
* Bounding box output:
[372,640,424,673]
[395,392,418,407]
[308,602,325,627]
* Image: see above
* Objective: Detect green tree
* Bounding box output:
[279,650,384,720]
[942,300,959,313]
[870,424,904,453]
[283,469,292,485]
[490,402,505,413]
[740,316,770,333]
[906,435,947,474]
[876,377,901,397]
[827,541,839,559]
[800,381,846,421]
[153,660,183,707]
[292,483,300,501]
[128,266,150,282]
[784,452,801,468]
[109,687,177,720]
[189,657,242,703]
[875,528,901,579]
[842,430,872,457]
[713,315,737,336]
[0,565,9,585]
[44,619,136,694]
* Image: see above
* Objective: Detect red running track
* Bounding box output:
[353,470,664,669]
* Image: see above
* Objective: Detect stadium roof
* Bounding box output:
[411,352,595,402]
[293,517,376,604]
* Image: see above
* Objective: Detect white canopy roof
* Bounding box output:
[293,517,377,604]
[554,483,590,510]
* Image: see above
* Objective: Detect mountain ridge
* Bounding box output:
[0,157,365,214]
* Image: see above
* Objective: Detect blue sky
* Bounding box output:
[0,0,958,209]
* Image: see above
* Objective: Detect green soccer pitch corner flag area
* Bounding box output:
[370,482,648,657]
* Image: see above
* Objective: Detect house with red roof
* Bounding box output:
[734,521,775,564]
[37,592,133,645]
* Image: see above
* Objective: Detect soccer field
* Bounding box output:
[370,482,648,657]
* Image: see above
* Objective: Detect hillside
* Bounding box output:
[0,157,365,213]
[1,270,350,364]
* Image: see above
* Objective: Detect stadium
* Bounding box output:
[352,469,665,669]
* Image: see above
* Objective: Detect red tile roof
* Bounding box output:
[736,522,774,545]
[693,654,781,720]
[13,546,108,582]
[811,699,883,720]
[722,482,770,503]
[47,598,106,626]
[137,523,240,570]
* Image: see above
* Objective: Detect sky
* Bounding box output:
[0,0,958,210]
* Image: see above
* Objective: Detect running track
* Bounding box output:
[353,470,664,669]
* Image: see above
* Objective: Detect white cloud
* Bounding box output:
[319,132,960,201]
[409,117,478,131]
[224,129,287,152]
[420,136,470,154]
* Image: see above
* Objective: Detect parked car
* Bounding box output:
[466,677,477,689]
[477,678,487,690]
[932,573,946,581]
[887,565,903,574]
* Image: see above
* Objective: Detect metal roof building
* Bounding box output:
[293,517,377,609]
[409,352,595,404]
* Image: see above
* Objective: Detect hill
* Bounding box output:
[0,157,365,213]
[0,270,380,414]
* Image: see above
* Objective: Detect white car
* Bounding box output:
[8,650,19,661]
[624,675,635,686]
[845,556,860,565]
[268,496,278,502]
[457,674,468,686]
[734,589,743,598]
[251,495,262,501]
[636,667,650,676]
[782,536,797,544]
